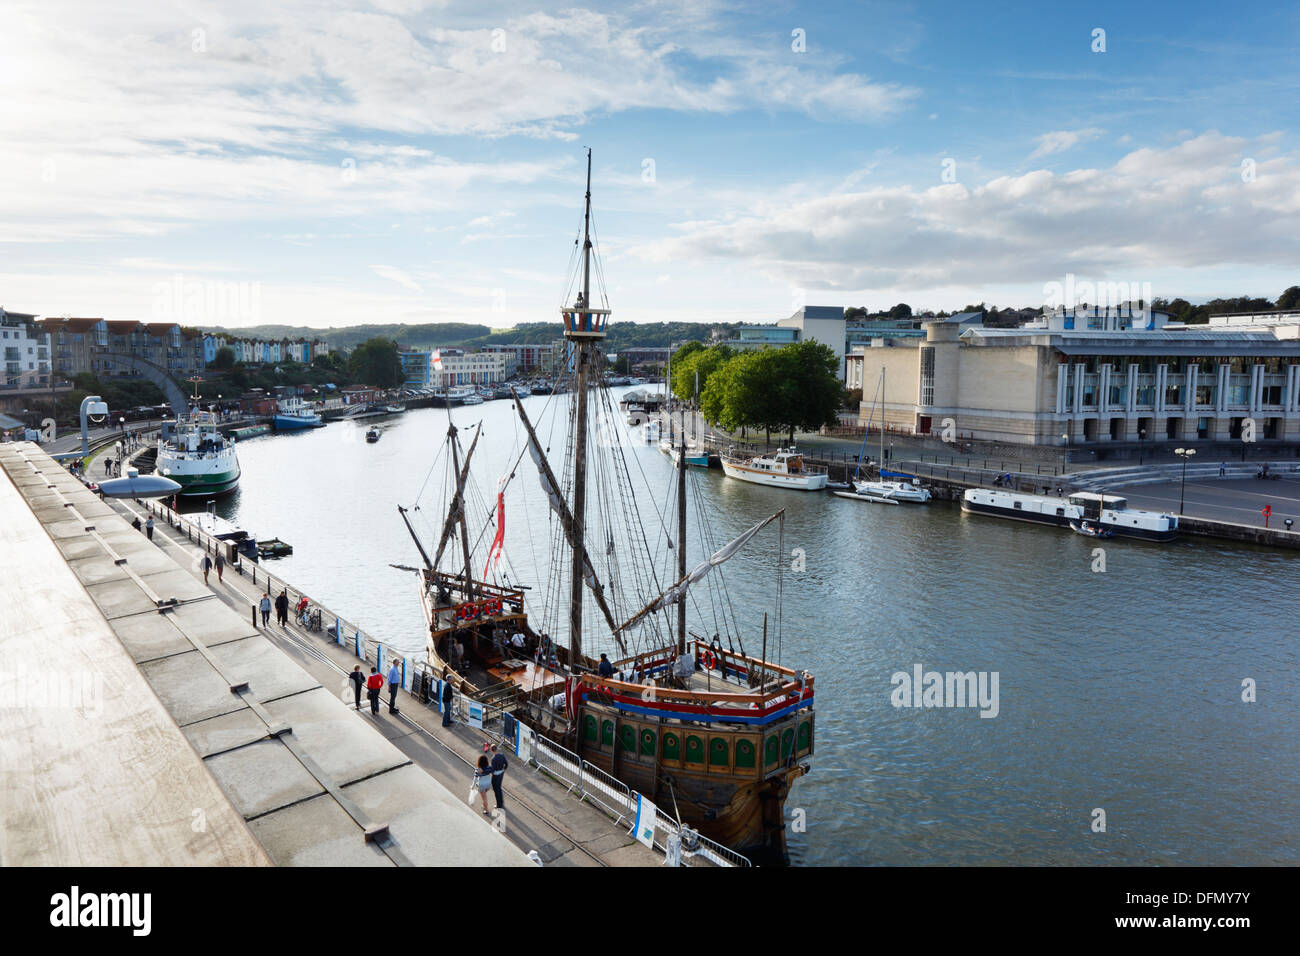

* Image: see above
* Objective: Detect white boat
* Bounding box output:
[461,392,484,405]
[640,420,660,442]
[191,505,257,556]
[720,447,828,491]
[155,412,241,497]
[384,403,406,414]
[962,489,1178,542]
[852,477,932,502]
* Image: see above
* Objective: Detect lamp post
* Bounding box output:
[1138,427,1145,466]
[1175,447,1196,514]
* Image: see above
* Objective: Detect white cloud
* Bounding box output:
[370,264,424,292]
[629,132,1300,295]
[1029,128,1106,159]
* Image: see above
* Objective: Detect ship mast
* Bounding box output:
[562,148,610,665]
[676,407,687,654]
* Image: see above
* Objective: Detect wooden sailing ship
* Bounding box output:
[401,152,813,863]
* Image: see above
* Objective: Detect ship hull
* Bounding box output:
[721,459,828,490]
[158,462,241,497]
[273,414,322,431]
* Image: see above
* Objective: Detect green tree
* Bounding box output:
[212,346,235,370]
[348,337,403,387]
[671,343,733,403]
[888,303,913,319]
[1278,286,1300,310]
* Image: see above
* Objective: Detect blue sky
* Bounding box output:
[2,0,1297,330]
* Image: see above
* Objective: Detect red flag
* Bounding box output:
[483,491,505,577]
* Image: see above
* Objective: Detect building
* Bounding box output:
[481,343,551,377]
[341,385,382,405]
[398,348,432,389]
[41,318,108,379]
[430,350,512,387]
[718,306,849,381]
[1,309,50,388]
[850,305,1300,447]
[616,347,673,373]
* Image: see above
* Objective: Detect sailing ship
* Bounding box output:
[401,152,813,863]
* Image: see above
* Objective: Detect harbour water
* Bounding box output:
[203,392,1300,866]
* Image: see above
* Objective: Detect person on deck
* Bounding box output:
[598,654,615,678]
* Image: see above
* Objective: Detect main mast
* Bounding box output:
[563,148,610,665]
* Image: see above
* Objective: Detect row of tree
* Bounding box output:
[669,340,843,444]
[207,336,405,390]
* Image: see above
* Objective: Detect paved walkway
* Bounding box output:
[1121,477,1300,527]
[100,491,657,867]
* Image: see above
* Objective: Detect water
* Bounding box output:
[206,392,1300,866]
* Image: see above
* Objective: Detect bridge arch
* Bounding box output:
[97,352,191,418]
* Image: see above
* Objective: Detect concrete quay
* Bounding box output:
[2,442,662,867]
[1,442,531,867]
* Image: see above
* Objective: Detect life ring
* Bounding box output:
[454,605,466,621]
[702,649,716,670]
[485,598,501,615]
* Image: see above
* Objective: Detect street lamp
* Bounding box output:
[1138,427,1146,466]
[1175,447,1196,515]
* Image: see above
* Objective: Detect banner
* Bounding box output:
[483,488,506,577]
[632,793,657,849]
[468,701,484,729]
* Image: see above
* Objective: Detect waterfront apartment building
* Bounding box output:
[481,343,552,377]
[849,306,1300,447]
[2,309,51,387]
[399,348,431,388]
[430,349,512,387]
[37,317,204,380]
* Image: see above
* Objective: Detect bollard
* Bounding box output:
[251,605,257,628]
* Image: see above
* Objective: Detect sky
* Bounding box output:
[2,0,1298,331]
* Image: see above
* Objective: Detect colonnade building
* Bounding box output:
[847,306,1300,447]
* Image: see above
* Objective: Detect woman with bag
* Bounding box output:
[472,755,492,815]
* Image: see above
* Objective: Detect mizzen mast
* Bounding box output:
[562,148,610,664]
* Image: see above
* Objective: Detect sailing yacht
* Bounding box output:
[845,367,930,503]
[401,152,813,864]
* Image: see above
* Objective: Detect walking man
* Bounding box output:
[259,592,271,627]
[145,515,154,541]
[275,589,289,628]
[490,743,508,810]
[202,553,212,584]
[441,677,454,727]
[214,549,225,583]
[365,667,384,715]
[1220,462,1226,477]
[348,665,364,710]
[386,659,402,714]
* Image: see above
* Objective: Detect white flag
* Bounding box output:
[432,348,443,371]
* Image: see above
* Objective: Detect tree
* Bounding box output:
[671,344,733,403]
[888,303,913,319]
[347,338,403,388]
[212,346,235,370]
[777,340,842,442]
[1278,286,1300,310]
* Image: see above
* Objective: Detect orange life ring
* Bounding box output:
[702,649,716,669]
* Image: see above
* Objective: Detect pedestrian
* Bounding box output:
[490,743,508,810]
[275,589,289,627]
[104,457,113,476]
[473,754,492,815]
[441,677,454,727]
[202,553,212,584]
[348,665,364,710]
[214,549,224,582]
[259,592,271,626]
[386,658,402,715]
[365,667,384,715]
[145,515,154,541]
[132,515,142,531]
[1220,462,1226,477]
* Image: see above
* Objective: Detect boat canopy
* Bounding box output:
[880,470,917,480]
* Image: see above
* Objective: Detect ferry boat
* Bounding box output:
[721,447,828,491]
[962,489,1178,542]
[155,411,241,497]
[401,152,812,864]
[273,396,323,431]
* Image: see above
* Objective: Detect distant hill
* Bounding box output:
[203,320,738,352]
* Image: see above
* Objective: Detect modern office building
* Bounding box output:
[851,306,1300,447]
[718,306,849,381]
[480,343,551,376]
[398,348,432,388]
[430,349,512,387]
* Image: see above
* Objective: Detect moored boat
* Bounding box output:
[155,411,241,497]
[962,488,1178,541]
[273,396,323,431]
[721,446,828,491]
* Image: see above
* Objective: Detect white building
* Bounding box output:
[431,350,512,387]
[1,308,51,387]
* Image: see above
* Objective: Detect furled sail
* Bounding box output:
[614,510,784,634]
[516,399,626,653]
